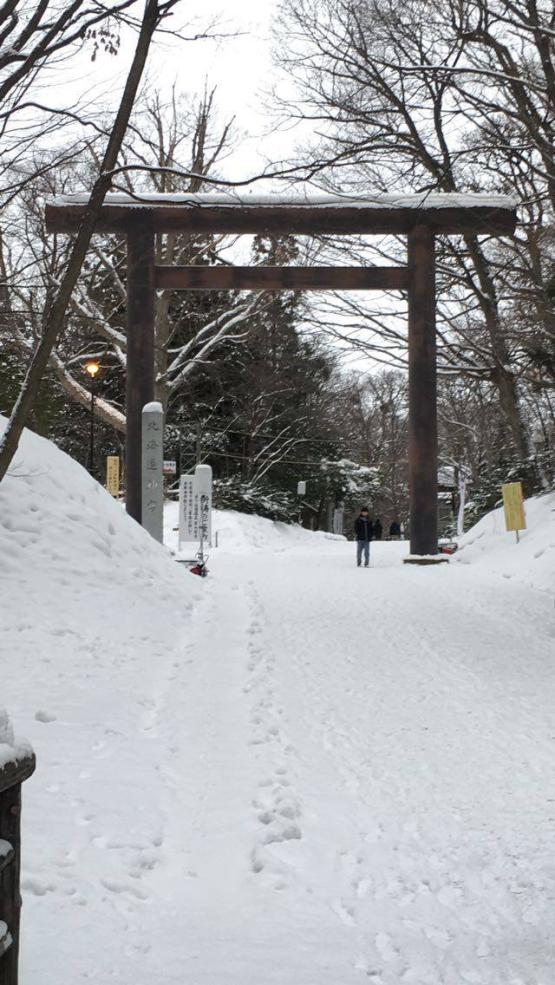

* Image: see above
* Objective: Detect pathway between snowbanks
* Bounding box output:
[2,424,554,984]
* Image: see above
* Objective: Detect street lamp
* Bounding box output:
[84,360,100,475]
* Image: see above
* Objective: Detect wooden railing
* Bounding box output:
[0,756,35,985]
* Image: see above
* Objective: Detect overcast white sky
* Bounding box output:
[156,0,283,175]
[69,0,287,184]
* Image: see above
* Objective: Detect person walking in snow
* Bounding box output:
[354,507,374,567]
[373,518,383,541]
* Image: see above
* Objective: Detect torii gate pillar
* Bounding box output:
[408,225,437,556]
[126,214,155,522]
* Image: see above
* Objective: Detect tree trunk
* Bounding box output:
[0,0,163,482]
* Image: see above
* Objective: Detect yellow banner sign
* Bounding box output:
[106,456,120,497]
[502,481,526,532]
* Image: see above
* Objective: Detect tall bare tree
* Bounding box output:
[274,0,555,457]
[0,0,179,481]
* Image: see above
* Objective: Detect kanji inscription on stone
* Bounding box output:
[141,401,164,542]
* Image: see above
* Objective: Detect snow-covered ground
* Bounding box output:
[456,492,554,594]
[1,424,554,984]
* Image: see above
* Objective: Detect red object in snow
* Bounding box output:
[189,563,208,577]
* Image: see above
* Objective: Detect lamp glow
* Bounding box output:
[84,360,100,378]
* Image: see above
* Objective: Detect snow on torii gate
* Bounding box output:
[46,191,516,557]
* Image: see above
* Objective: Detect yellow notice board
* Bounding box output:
[106,456,120,497]
[502,481,526,532]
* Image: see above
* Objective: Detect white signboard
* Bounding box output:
[195,464,212,548]
[178,474,196,545]
[178,464,213,548]
[141,401,164,543]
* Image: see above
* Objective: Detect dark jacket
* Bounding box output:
[389,521,401,537]
[354,516,374,541]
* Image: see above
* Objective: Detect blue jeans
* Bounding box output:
[357,540,370,565]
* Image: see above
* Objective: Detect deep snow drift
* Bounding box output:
[0,421,201,981]
[1,424,554,985]
[456,490,554,593]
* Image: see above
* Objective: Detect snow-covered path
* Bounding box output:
[153,536,553,985]
[2,431,552,984]
[74,519,554,985]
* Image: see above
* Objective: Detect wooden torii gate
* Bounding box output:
[46,192,516,556]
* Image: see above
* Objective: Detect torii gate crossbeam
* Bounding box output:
[46,192,516,556]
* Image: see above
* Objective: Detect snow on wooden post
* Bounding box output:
[46,192,518,237]
[0,712,35,985]
[141,401,164,543]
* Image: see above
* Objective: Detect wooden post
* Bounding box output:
[407,225,438,556]
[0,783,21,985]
[0,757,35,985]
[126,213,155,523]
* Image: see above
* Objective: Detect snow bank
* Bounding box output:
[213,509,346,554]
[0,417,191,602]
[455,490,555,593]
[0,414,199,742]
[0,416,199,733]
[0,419,203,980]
[164,501,345,555]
